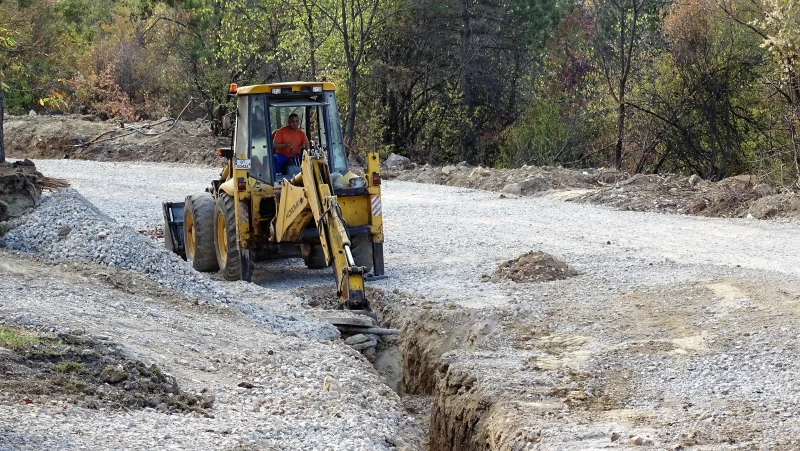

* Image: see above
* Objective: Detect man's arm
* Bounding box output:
[272,129,292,150]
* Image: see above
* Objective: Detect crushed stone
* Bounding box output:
[2,188,337,341]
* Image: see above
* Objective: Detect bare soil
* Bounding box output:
[4,115,227,165]
[389,163,800,220]
[0,324,212,414]
[0,159,69,222]
[485,251,579,283]
[0,160,40,222]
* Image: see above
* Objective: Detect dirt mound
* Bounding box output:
[0,159,69,222]
[0,324,213,414]
[389,163,800,220]
[573,173,782,218]
[4,114,228,165]
[390,162,626,195]
[486,251,579,283]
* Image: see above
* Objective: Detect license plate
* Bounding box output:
[235,159,251,170]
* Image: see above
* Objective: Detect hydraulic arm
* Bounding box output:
[276,149,369,311]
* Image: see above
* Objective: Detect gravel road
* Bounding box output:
[28,159,800,309]
[6,158,800,449]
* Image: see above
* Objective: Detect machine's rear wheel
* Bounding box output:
[301,243,329,269]
[184,193,219,272]
[214,192,252,282]
[350,235,373,273]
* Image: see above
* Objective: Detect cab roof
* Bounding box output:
[236,81,336,95]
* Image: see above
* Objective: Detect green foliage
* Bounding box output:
[4,0,800,186]
[55,361,88,374]
[151,364,166,381]
[499,98,568,167]
[0,326,40,350]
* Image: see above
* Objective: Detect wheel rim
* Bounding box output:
[216,211,227,265]
[186,210,195,258]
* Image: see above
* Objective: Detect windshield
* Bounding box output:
[245,93,349,182]
[248,95,272,182]
[322,92,347,175]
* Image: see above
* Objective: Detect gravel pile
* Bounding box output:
[1,188,337,341]
[0,250,422,450]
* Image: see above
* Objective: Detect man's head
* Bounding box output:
[287,113,300,131]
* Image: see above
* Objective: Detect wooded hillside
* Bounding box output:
[2,0,800,185]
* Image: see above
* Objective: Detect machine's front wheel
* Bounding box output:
[184,193,219,272]
[214,192,252,282]
[301,243,329,269]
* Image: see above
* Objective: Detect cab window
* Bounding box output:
[248,94,272,182]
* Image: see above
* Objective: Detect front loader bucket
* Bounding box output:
[162,201,186,260]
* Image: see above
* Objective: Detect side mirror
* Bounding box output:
[221,118,231,131]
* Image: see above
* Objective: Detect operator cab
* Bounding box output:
[236,82,348,186]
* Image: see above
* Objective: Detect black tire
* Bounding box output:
[214,192,252,282]
[350,234,373,273]
[184,193,219,272]
[301,243,329,269]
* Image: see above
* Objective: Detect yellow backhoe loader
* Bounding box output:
[163,82,384,313]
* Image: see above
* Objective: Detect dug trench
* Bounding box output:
[300,286,606,450]
[296,252,613,450]
[368,289,601,451]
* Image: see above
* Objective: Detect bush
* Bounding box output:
[499,98,568,167]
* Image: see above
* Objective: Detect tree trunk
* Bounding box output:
[0,82,5,164]
[615,101,624,169]
[345,64,358,145]
[460,0,476,164]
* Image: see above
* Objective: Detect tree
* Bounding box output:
[0,24,18,164]
[0,79,5,164]
[592,0,663,169]
[719,0,800,184]
[311,0,402,146]
[628,0,766,179]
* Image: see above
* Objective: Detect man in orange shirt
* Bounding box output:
[272,113,309,174]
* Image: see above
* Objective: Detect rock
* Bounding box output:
[753,183,772,197]
[100,364,128,383]
[146,396,161,408]
[442,166,456,176]
[502,183,522,195]
[519,175,548,192]
[502,176,548,195]
[345,334,369,345]
[201,394,215,408]
[688,174,702,186]
[350,339,378,350]
[28,110,36,116]
[611,432,621,442]
[383,153,412,170]
[322,375,341,392]
[469,166,491,177]
[457,161,469,168]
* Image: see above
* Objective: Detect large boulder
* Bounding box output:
[383,153,413,169]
